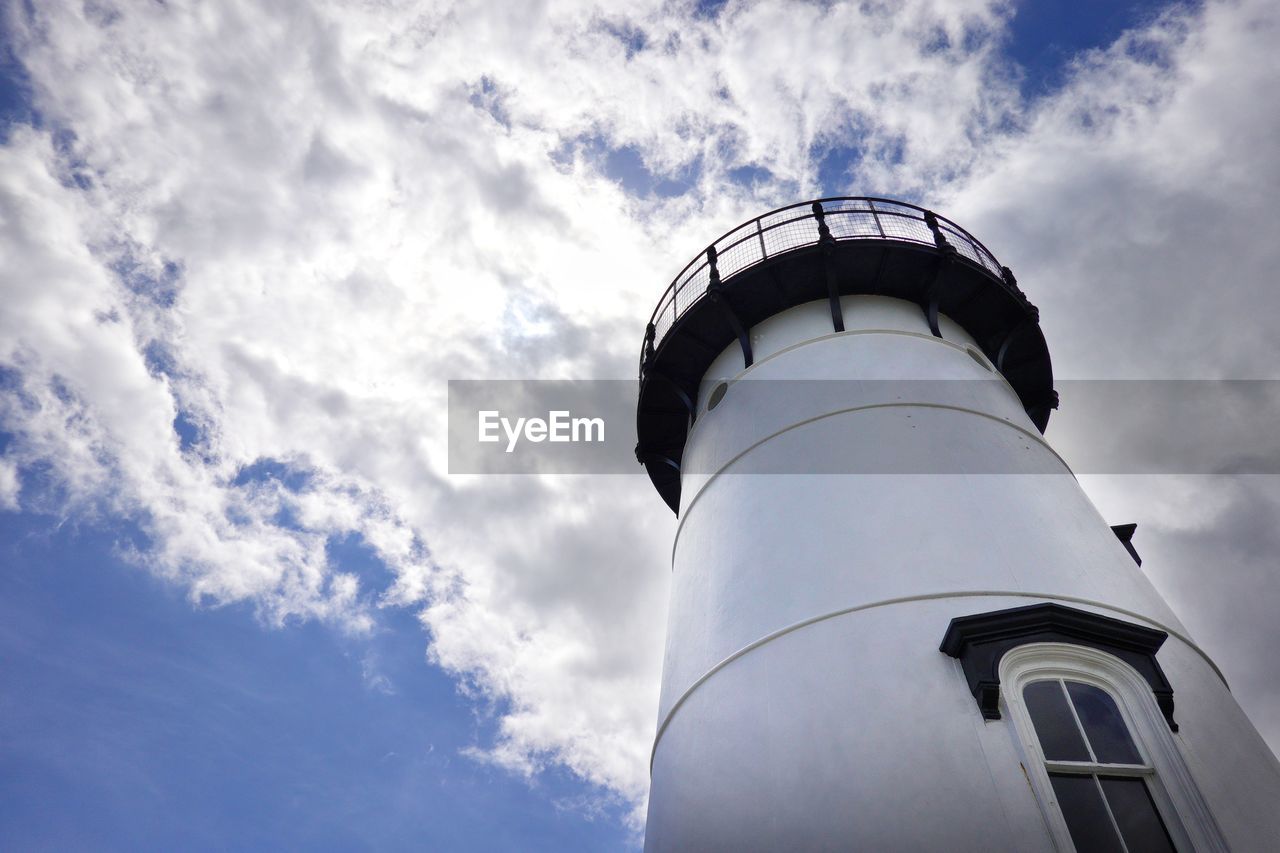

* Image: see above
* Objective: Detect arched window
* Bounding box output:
[1022,676,1172,850]
[1001,644,1226,852]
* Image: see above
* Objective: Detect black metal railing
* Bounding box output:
[640,197,1006,378]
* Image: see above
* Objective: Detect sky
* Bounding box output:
[2,0,1279,849]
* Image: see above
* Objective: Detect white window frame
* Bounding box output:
[1000,643,1226,853]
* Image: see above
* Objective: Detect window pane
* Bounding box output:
[1066,682,1143,765]
[1099,776,1177,852]
[1024,681,1090,761]
[1049,774,1125,853]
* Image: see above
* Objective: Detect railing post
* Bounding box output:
[813,201,845,333]
[755,218,768,260]
[919,210,954,339]
[706,244,754,368]
[812,201,834,245]
[1001,265,1038,319]
[923,210,954,253]
[1001,265,1025,297]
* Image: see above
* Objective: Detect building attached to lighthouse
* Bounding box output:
[634,198,1280,851]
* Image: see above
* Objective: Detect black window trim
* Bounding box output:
[939,602,1178,731]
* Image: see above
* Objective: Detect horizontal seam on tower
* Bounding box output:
[648,590,1225,773]
[673,401,1072,552]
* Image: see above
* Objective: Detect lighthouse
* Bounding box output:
[635,198,1280,851]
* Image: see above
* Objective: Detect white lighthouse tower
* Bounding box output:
[635,198,1280,851]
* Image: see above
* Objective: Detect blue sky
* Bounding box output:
[1003,0,1180,95]
[2,0,1277,850]
[0,512,631,851]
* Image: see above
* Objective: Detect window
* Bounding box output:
[1023,678,1174,851]
[1002,644,1226,853]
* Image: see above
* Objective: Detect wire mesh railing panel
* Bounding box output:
[821,198,876,213]
[875,211,935,245]
[938,223,1000,274]
[714,220,758,257]
[716,234,764,280]
[947,234,989,270]
[756,205,810,232]
[652,298,675,342]
[867,199,917,217]
[827,210,883,240]
[762,217,822,257]
[674,264,711,316]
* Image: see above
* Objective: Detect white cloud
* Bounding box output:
[0,457,19,510]
[3,0,1279,831]
[945,0,1280,379]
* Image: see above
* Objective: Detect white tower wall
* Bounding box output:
[644,296,1280,851]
